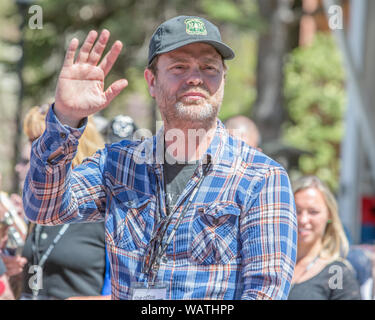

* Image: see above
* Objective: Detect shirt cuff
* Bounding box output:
[33,103,88,165]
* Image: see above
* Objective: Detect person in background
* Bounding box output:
[19,105,111,300]
[288,175,361,300]
[0,173,27,299]
[103,114,138,143]
[346,246,374,300]
[0,202,16,300]
[224,115,261,150]
[0,254,15,300]
[342,221,374,299]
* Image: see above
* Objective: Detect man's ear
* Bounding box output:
[144,69,156,98]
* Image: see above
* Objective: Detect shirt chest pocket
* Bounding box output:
[189,203,241,265]
[107,188,155,251]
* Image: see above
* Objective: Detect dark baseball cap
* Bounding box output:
[148,15,235,65]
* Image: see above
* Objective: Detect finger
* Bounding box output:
[63,38,79,67]
[76,30,98,63]
[87,29,110,66]
[103,79,128,107]
[98,40,123,77]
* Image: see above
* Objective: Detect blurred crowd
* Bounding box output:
[0,108,374,300]
[0,106,137,300]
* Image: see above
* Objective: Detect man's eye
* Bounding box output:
[203,65,218,72]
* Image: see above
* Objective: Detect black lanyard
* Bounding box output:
[32,224,70,268]
[144,160,211,282]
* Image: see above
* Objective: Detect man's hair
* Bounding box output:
[147,55,160,76]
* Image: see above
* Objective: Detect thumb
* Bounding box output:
[103,79,128,107]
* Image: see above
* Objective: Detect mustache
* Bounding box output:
[178,86,210,98]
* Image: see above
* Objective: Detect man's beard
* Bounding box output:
[173,101,218,122]
[155,81,224,127]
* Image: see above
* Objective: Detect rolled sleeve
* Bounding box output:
[33,104,87,165]
[22,104,106,225]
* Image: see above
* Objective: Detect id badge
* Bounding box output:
[131,282,167,300]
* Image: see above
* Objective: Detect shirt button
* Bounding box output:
[198,207,205,214]
[60,132,67,139]
[126,200,135,207]
[40,233,48,240]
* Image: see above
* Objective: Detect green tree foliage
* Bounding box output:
[283,33,346,191]
[199,0,260,120]
[219,32,257,121]
[8,0,259,120]
[0,0,259,191]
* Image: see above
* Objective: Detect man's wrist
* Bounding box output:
[53,103,84,128]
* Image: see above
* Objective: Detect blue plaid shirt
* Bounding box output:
[23,106,297,300]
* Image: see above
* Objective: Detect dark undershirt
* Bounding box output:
[163,154,199,215]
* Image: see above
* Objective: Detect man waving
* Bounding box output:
[23,16,297,300]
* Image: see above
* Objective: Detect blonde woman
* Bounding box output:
[288,175,361,300]
[19,105,111,300]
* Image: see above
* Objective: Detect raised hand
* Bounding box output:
[54,30,128,127]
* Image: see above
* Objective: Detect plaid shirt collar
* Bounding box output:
[136,119,227,173]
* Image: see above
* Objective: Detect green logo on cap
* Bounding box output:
[184,18,207,36]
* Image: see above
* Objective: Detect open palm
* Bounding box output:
[55,30,128,127]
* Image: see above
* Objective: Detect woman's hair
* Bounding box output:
[23,106,105,167]
[23,105,49,143]
[292,175,349,260]
[73,118,105,167]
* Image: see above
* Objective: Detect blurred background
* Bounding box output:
[0,0,374,245]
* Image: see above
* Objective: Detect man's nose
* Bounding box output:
[186,67,203,86]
